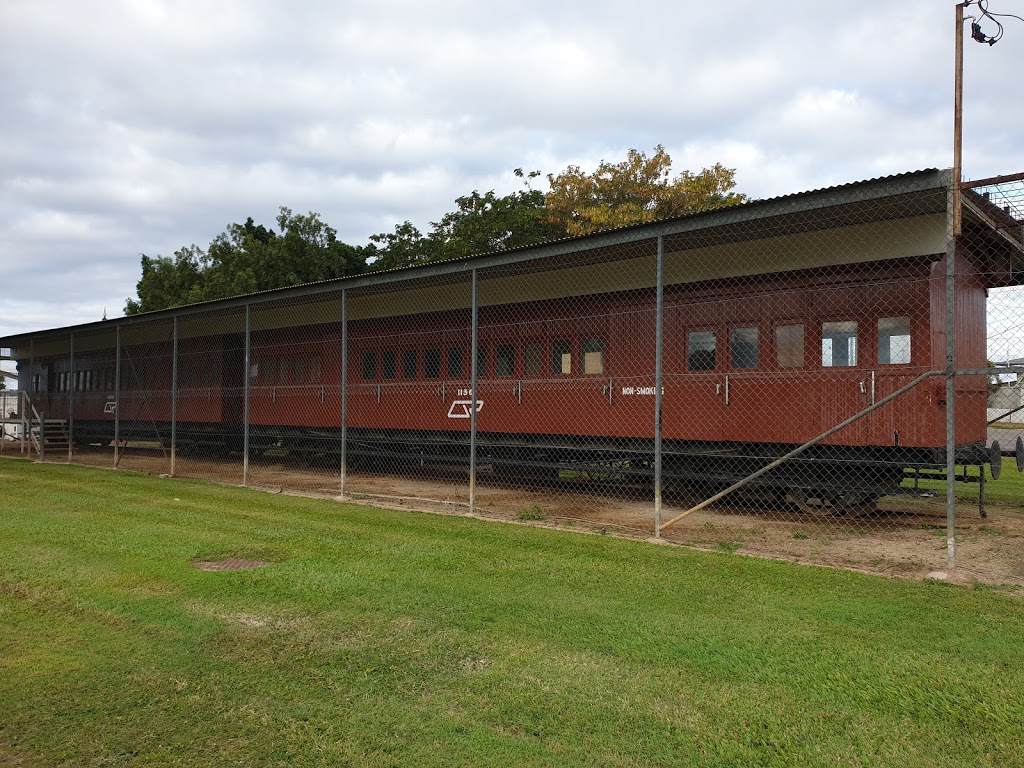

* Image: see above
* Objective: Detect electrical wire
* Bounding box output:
[967,0,1024,44]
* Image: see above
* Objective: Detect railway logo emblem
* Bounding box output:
[447,400,483,419]
[103,401,117,414]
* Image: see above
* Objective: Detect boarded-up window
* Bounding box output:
[552,341,572,375]
[424,349,440,378]
[278,357,289,384]
[497,344,515,376]
[447,348,462,378]
[382,351,396,380]
[524,342,542,376]
[362,352,376,380]
[293,356,305,383]
[309,355,322,382]
[688,331,716,371]
[731,328,758,369]
[776,324,804,368]
[403,350,417,379]
[878,317,911,364]
[822,321,858,367]
[582,338,604,374]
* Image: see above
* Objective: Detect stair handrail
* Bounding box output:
[23,390,44,455]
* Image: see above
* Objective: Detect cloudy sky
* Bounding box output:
[1,0,1022,343]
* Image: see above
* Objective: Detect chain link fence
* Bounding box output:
[4,169,1023,584]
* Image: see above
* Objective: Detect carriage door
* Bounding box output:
[665,326,725,442]
[818,320,871,446]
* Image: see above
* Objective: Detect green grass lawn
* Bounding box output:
[2,458,1023,767]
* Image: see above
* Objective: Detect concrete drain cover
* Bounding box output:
[191,558,271,571]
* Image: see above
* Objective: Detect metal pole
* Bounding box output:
[23,338,33,454]
[654,236,665,537]
[340,289,348,497]
[114,324,121,468]
[170,317,178,476]
[243,305,251,487]
[68,332,74,462]
[953,3,964,240]
[469,269,478,513]
[39,415,45,464]
[945,216,958,570]
[946,3,965,571]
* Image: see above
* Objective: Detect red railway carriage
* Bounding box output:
[6,169,1022,505]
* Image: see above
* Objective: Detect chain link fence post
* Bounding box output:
[114,324,120,468]
[340,289,348,497]
[68,331,74,462]
[243,304,251,487]
[947,180,960,571]
[170,316,178,477]
[654,235,665,537]
[470,268,479,513]
[24,338,33,455]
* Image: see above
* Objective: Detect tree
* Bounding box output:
[367,169,562,270]
[124,210,370,314]
[367,220,429,271]
[544,145,746,236]
[125,148,747,312]
[124,246,204,315]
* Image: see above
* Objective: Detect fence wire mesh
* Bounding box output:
[5,170,1023,584]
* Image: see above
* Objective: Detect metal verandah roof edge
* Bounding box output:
[0,168,951,346]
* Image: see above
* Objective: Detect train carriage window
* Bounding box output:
[362,351,376,380]
[524,342,542,376]
[278,357,289,384]
[776,324,804,368]
[309,355,322,382]
[402,350,417,379]
[293,356,305,383]
[32,374,40,394]
[383,351,396,380]
[582,339,605,375]
[731,328,759,370]
[878,317,911,365]
[447,348,463,378]
[552,340,572,375]
[688,331,716,371]
[496,344,515,377]
[476,347,487,378]
[424,349,440,378]
[822,321,858,367]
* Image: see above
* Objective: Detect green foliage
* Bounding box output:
[545,145,746,236]
[367,170,563,271]
[3,459,1024,766]
[516,502,545,521]
[125,148,746,312]
[125,210,371,314]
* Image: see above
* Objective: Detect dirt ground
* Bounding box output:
[14,443,1024,595]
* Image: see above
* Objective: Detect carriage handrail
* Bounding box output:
[659,365,1024,532]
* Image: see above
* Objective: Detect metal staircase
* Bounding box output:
[0,390,71,461]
